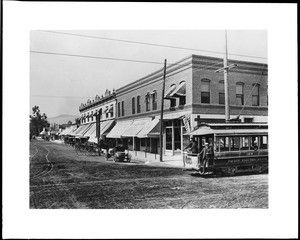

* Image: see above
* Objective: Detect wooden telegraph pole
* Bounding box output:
[159,59,167,162]
[215,30,237,122]
[96,111,101,145]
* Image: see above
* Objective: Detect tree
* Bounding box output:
[30,106,50,137]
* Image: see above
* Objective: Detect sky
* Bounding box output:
[30,30,268,118]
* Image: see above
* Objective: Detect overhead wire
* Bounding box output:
[39,30,268,60]
[237,64,266,117]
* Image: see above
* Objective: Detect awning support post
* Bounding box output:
[159,59,167,162]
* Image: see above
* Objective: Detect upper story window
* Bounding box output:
[165,84,177,108]
[236,82,244,106]
[252,83,260,106]
[105,107,109,119]
[145,93,151,112]
[219,80,225,105]
[121,101,125,116]
[178,81,186,106]
[201,79,210,104]
[137,96,141,113]
[152,91,157,110]
[132,97,135,114]
[117,102,121,117]
[99,109,102,120]
[110,104,114,118]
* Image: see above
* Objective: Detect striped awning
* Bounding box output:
[169,81,186,97]
[136,118,160,138]
[121,118,151,137]
[106,120,133,138]
[164,85,176,99]
[73,124,93,137]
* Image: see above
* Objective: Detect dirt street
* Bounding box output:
[30,139,268,209]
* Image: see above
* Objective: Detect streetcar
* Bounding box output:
[183,123,268,175]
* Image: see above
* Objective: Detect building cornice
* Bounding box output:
[79,93,116,112]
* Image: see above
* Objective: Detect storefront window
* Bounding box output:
[174,125,181,151]
[128,138,133,151]
[166,127,172,150]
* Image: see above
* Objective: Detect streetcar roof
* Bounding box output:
[186,123,268,136]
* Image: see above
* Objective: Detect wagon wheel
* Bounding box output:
[112,156,118,162]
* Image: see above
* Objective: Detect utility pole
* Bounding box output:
[215,30,237,122]
[159,59,167,162]
[96,111,101,145]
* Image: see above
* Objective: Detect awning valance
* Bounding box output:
[169,81,186,98]
[106,120,133,138]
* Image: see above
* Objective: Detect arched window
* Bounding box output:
[132,97,135,114]
[201,79,210,104]
[236,82,244,106]
[137,96,141,113]
[252,83,260,106]
[219,80,225,105]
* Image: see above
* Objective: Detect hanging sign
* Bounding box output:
[182,114,191,133]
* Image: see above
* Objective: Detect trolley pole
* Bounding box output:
[159,59,167,162]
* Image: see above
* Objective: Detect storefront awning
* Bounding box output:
[162,111,190,120]
[136,118,160,138]
[83,123,96,137]
[73,124,93,137]
[122,118,152,137]
[164,85,176,99]
[100,119,115,136]
[169,81,186,98]
[106,120,133,138]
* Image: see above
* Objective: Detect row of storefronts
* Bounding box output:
[60,54,268,161]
